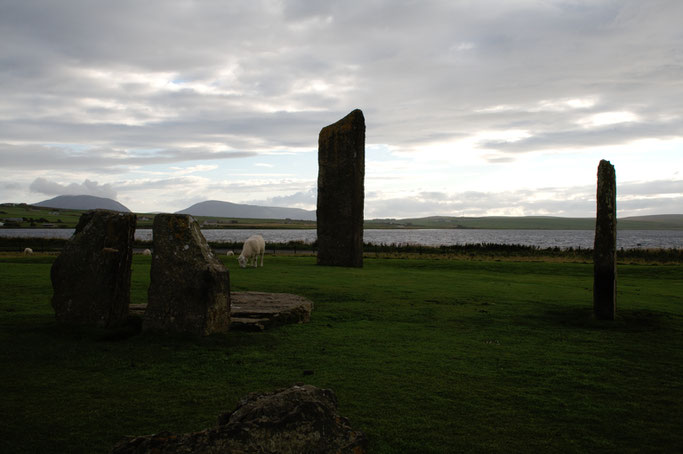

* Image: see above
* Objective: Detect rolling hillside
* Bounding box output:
[176,200,316,221]
[34,195,130,212]
[2,197,681,230]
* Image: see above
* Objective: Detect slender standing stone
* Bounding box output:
[144,214,230,335]
[51,210,136,327]
[317,109,365,267]
[593,159,617,320]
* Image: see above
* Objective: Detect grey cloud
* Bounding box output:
[2,182,22,190]
[281,0,334,20]
[250,187,317,208]
[0,111,325,151]
[418,191,451,202]
[483,155,516,164]
[1,1,682,214]
[617,197,683,215]
[270,189,317,207]
[3,0,681,155]
[29,177,117,198]
[208,179,314,196]
[618,180,683,196]
[365,179,682,218]
[1,2,270,70]
[0,143,257,172]
[480,121,683,154]
[116,177,202,192]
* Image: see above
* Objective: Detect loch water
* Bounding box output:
[1,228,681,249]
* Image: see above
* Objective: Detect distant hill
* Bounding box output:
[177,200,316,221]
[620,214,683,229]
[34,195,131,212]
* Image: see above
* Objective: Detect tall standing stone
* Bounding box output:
[144,214,230,335]
[317,109,365,267]
[593,159,617,320]
[51,210,136,327]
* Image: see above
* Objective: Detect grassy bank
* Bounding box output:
[1,255,682,453]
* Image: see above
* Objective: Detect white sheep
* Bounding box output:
[23,247,33,255]
[238,235,265,268]
[226,250,234,256]
[142,249,152,256]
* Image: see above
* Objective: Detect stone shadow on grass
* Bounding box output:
[538,306,674,332]
[43,315,144,342]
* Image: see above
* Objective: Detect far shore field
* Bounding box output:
[2,203,683,230]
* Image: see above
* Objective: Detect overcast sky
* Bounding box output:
[1,0,681,218]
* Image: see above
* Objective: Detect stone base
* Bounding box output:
[130,292,313,331]
[230,292,313,331]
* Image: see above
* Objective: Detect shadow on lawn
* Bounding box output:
[33,315,282,355]
[539,306,674,332]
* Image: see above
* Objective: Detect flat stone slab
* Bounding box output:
[231,292,313,331]
[129,292,313,331]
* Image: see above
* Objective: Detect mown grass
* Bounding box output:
[1,254,682,453]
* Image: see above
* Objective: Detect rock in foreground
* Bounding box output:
[112,384,367,454]
[51,210,136,327]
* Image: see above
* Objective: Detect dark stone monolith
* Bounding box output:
[317,109,365,267]
[593,159,617,320]
[144,214,230,335]
[111,384,368,454]
[51,210,136,327]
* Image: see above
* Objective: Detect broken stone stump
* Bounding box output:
[144,214,230,336]
[111,384,368,454]
[51,210,136,327]
[129,292,312,331]
[593,159,617,320]
[317,108,365,267]
[230,292,313,331]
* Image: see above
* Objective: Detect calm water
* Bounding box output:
[2,228,681,249]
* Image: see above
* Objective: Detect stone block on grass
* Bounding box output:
[144,214,230,336]
[50,210,136,327]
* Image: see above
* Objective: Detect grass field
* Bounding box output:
[1,254,682,453]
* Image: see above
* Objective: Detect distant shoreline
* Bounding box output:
[3,223,683,231]
[2,227,681,251]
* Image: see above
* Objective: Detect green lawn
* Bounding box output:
[1,254,681,453]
